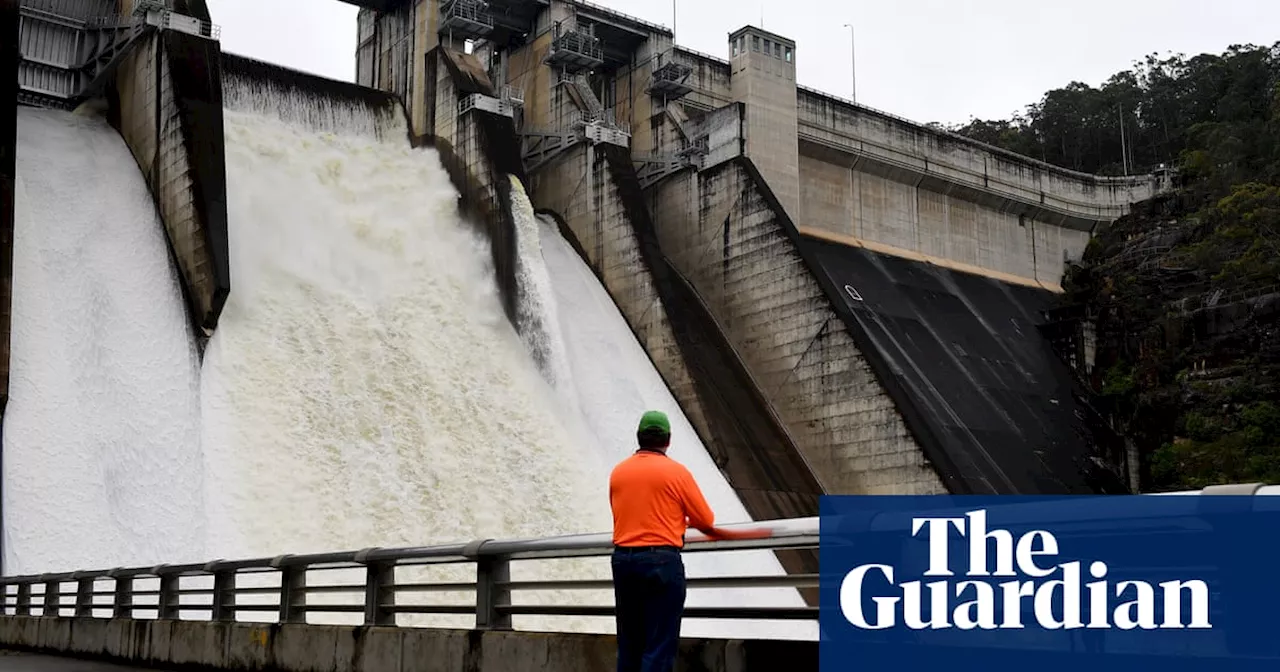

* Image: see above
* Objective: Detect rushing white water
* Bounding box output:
[4,85,812,641]
[4,106,204,574]
[509,179,577,406]
[507,181,816,640]
[201,89,617,631]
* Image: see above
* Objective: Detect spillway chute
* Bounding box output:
[506,175,816,640]
[202,84,619,633]
[3,60,816,641]
[5,105,205,575]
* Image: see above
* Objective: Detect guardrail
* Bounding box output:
[5,485,1273,631]
[0,518,819,629]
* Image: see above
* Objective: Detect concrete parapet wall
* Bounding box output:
[648,47,1160,287]
[797,152,1091,291]
[795,89,1156,229]
[648,157,946,495]
[109,26,229,333]
[0,616,816,672]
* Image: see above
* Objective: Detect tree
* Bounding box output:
[949,43,1280,183]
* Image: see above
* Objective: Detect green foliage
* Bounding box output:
[948,43,1280,185]
[1151,402,1280,489]
[1188,183,1280,286]
[984,44,1280,492]
[1101,363,1136,397]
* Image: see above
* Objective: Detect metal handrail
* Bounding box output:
[674,46,729,66]
[4,485,1278,628]
[567,0,672,36]
[0,518,819,629]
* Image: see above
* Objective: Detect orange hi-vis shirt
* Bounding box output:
[609,450,715,548]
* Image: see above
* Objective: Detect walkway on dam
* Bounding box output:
[0,653,165,672]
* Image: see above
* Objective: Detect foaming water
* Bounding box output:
[508,177,578,405]
[202,98,616,631]
[222,71,403,141]
[4,87,812,640]
[4,106,204,574]
[508,183,815,640]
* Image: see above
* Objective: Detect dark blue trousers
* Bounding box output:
[612,546,686,672]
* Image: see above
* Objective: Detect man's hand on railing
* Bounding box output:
[696,526,774,542]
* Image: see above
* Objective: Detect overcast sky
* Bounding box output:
[205,0,1276,126]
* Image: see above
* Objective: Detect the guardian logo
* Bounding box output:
[840,509,1212,631]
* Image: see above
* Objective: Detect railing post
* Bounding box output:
[355,548,394,626]
[16,583,31,616]
[271,555,307,624]
[42,577,60,617]
[73,573,94,617]
[153,565,179,619]
[206,561,236,622]
[108,569,132,619]
[464,539,511,630]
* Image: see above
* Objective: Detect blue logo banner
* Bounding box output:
[819,495,1280,671]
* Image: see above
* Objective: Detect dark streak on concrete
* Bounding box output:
[0,0,19,573]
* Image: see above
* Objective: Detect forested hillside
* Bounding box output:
[949,44,1280,492]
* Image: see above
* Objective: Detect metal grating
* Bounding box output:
[458,93,514,118]
[16,0,215,107]
[648,61,693,98]
[544,20,603,72]
[439,0,494,40]
[501,85,523,106]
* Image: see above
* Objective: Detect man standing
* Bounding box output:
[608,410,770,672]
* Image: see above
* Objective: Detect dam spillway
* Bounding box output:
[3,5,810,639]
[6,105,204,573]
[0,0,1169,640]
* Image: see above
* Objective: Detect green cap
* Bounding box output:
[638,410,671,435]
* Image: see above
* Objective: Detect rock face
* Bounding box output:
[1058,188,1280,492]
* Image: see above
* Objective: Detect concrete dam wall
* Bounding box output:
[650,155,945,495]
[650,140,1128,495]
[4,0,1151,592]
[349,0,1152,510]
